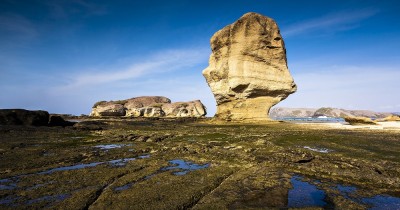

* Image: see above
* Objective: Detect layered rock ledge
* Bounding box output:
[90,96,206,118]
[203,12,296,121]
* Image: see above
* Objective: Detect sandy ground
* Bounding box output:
[296,121,400,132]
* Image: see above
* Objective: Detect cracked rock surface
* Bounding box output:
[1,119,399,209]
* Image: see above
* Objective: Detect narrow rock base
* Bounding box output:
[215,97,280,121]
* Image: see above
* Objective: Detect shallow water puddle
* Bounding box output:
[161,159,210,175]
[0,155,149,193]
[0,178,17,190]
[334,184,400,209]
[336,184,357,198]
[0,155,150,207]
[288,175,327,208]
[0,195,17,205]
[26,193,69,205]
[93,143,132,150]
[114,159,209,192]
[303,146,331,153]
[291,175,400,209]
[0,194,69,207]
[114,184,132,191]
[39,155,149,174]
[39,158,135,175]
[362,195,400,210]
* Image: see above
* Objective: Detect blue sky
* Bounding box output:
[1,0,399,115]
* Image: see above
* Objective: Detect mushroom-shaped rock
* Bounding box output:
[203,12,296,121]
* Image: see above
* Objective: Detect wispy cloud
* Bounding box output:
[0,14,38,39]
[58,48,208,90]
[282,8,379,37]
[46,0,108,19]
[1,47,210,114]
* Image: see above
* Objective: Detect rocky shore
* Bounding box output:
[1,118,399,209]
[1,11,399,210]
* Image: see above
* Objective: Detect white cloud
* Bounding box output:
[0,47,212,115]
[58,48,208,90]
[38,47,213,115]
[282,8,379,37]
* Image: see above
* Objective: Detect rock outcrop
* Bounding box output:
[203,12,296,121]
[344,116,377,125]
[313,107,391,118]
[48,115,76,127]
[162,100,207,117]
[269,107,317,118]
[90,96,206,118]
[0,109,75,127]
[90,103,126,117]
[0,109,49,126]
[380,115,400,122]
[124,96,171,117]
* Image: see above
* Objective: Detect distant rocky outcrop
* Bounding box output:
[344,116,377,125]
[48,115,76,127]
[202,12,296,121]
[0,109,49,126]
[90,96,206,118]
[313,108,391,118]
[269,107,317,118]
[270,107,392,119]
[91,103,126,117]
[0,109,75,127]
[163,101,207,117]
[380,115,400,122]
[124,96,171,117]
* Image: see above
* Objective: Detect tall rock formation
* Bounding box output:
[203,12,296,121]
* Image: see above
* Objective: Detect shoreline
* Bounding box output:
[295,121,400,132]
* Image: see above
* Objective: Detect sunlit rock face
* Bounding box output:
[90,96,206,118]
[162,100,207,117]
[203,12,297,121]
[124,96,171,117]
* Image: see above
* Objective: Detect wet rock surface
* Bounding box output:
[0,119,400,209]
